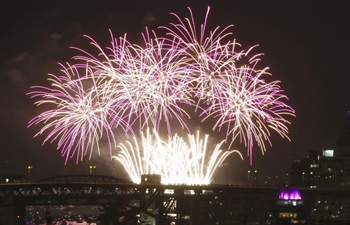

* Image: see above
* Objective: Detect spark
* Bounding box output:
[72,29,194,136]
[200,62,295,164]
[160,6,295,163]
[27,63,129,163]
[28,6,295,174]
[113,129,243,185]
[160,6,242,106]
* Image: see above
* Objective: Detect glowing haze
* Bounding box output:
[27,6,295,184]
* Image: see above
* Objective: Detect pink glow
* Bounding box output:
[279,186,302,200]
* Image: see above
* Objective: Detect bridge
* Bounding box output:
[1,175,350,225]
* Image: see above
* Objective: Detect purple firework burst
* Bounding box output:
[28,6,295,166]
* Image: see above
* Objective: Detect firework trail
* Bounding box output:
[113,129,242,184]
[28,6,295,175]
[159,6,240,106]
[27,63,130,163]
[71,29,195,137]
[160,6,295,163]
[200,63,295,164]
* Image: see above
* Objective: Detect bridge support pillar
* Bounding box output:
[139,174,163,225]
[140,186,161,225]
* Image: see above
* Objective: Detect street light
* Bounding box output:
[27,166,33,173]
[27,166,33,182]
[89,165,96,175]
[254,170,258,185]
[247,170,251,185]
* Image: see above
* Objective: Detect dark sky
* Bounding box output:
[1,0,349,184]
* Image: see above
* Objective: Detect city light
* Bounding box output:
[89,165,97,175]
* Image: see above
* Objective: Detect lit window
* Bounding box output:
[323,150,334,157]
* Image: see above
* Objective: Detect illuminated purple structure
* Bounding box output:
[265,186,306,225]
[278,186,302,200]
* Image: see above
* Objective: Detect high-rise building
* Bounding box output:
[291,150,321,187]
[330,111,350,186]
[291,112,350,188]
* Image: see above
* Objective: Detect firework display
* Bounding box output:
[28,6,295,184]
[160,7,294,164]
[27,63,126,164]
[71,30,194,135]
[113,129,243,184]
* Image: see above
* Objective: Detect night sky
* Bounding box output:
[1,0,349,184]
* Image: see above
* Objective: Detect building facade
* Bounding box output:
[291,112,350,188]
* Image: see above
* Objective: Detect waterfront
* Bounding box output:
[26,205,99,225]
